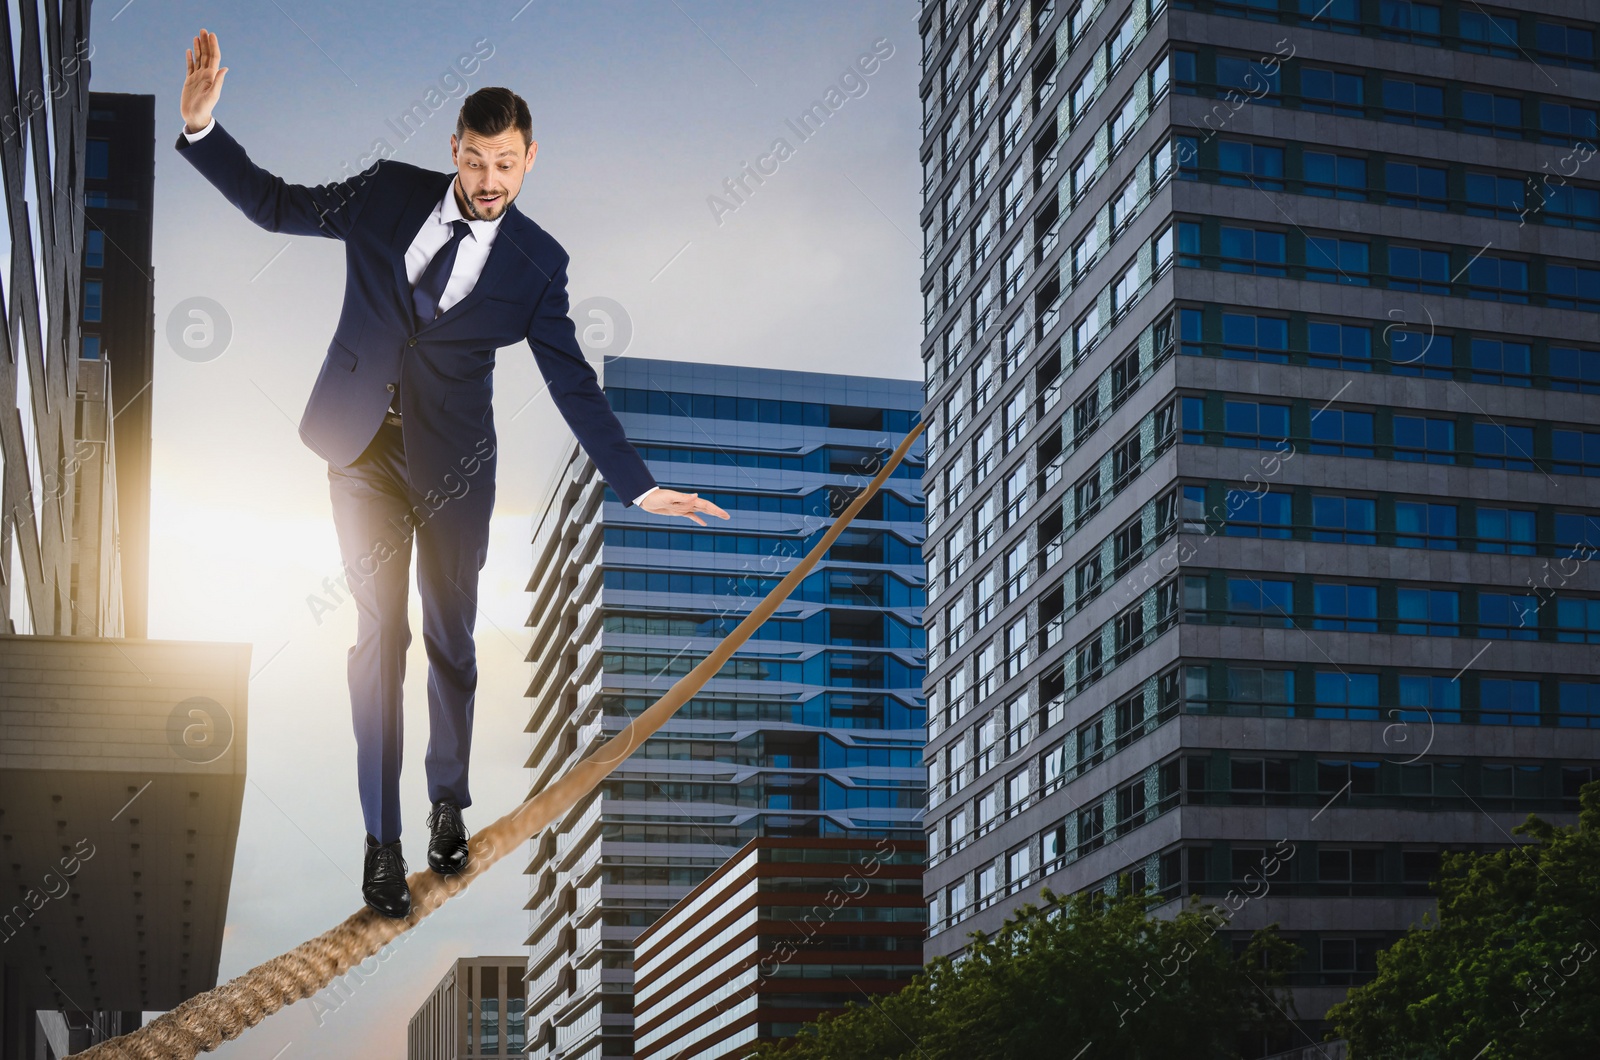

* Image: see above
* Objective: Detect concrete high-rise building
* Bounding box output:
[521,358,926,1059]
[407,956,528,1060]
[918,0,1600,1045]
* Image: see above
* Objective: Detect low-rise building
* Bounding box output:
[633,837,925,1060]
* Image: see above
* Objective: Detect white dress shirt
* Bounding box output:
[182,118,658,506]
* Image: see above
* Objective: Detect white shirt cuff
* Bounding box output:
[633,486,659,506]
[182,117,216,142]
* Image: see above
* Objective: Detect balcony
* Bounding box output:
[575,713,607,757]
[571,515,601,567]
[556,797,603,862]
[573,669,604,712]
[573,961,603,998]
[573,920,604,964]
[575,640,602,684]
[574,596,603,645]
[525,919,571,974]
[573,556,603,605]
[574,879,603,920]
[554,999,603,1054]
[526,960,570,1011]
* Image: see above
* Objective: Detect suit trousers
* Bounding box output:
[326,417,493,843]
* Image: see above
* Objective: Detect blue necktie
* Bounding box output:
[412,219,471,327]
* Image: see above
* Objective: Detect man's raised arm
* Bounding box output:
[175,28,378,240]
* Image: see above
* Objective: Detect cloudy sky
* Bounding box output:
[86,1,922,1054]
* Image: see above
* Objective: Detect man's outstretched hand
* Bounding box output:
[639,489,730,527]
[182,28,228,134]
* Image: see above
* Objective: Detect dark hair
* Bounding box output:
[456,87,532,149]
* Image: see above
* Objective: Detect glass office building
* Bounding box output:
[918,0,1600,1045]
[521,358,926,1059]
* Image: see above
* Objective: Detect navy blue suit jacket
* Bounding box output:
[173,120,657,505]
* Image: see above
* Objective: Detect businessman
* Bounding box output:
[176,30,727,918]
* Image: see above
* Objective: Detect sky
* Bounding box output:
[86,1,924,1055]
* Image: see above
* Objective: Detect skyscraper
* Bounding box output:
[919,0,1600,1043]
[0,9,249,1059]
[521,358,926,1059]
[82,92,158,639]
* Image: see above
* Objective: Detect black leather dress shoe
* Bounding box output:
[427,799,470,876]
[362,835,411,918]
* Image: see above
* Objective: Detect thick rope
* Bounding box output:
[68,419,926,1059]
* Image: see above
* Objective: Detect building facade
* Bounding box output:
[632,837,925,1060]
[918,0,1600,1044]
[81,91,156,639]
[69,354,123,635]
[407,956,528,1060]
[0,7,244,1059]
[521,358,926,1059]
[1,0,97,639]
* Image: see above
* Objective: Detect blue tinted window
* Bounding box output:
[1302,67,1363,115]
[1227,577,1294,626]
[1387,330,1452,378]
[1306,238,1369,284]
[1313,583,1378,632]
[1473,423,1535,470]
[1538,22,1596,69]
[1385,162,1446,209]
[1480,678,1540,725]
[86,139,109,179]
[1551,429,1600,477]
[1545,265,1600,311]
[1388,245,1451,293]
[1314,671,1380,720]
[1540,101,1600,145]
[1308,408,1374,457]
[1466,256,1529,302]
[1461,91,1523,138]
[1549,345,1600,392]
[1307,322,1371,370]
[1222,400,1290,448]
[1478,593,1539,640]
[1393,416,1455,463]
[1311,494,1376,544]
[1476,507,1536,555]
[1396,588,1458,635]
[1460,10,1520,58]
[1395,502,1456,550]
[1221,312,1288,362]
[1382,79,1444,126]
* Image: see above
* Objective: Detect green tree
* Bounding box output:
[1330,781,1600,1059]
[754,883,1300,1060]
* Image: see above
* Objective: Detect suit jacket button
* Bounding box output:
[387,382,396,392]
[408,338,418,346]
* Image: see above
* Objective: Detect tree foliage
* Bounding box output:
[753,884,1299,1060]
[1330,782,1600,1059]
